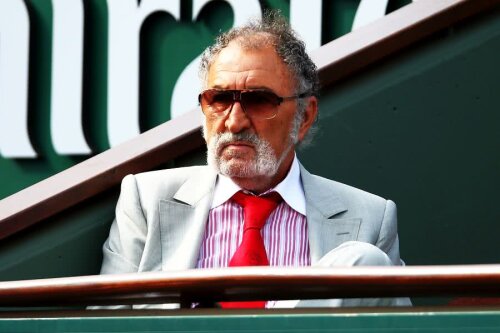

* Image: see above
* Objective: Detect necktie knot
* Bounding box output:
[231,191,282,230]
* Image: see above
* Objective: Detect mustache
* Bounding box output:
[212,132,261,152]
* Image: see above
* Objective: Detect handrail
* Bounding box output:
[0,265,500,307]
[0,0,498,239]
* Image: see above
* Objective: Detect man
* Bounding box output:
[98,13,410,308]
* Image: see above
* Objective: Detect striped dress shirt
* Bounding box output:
[196,157,311,269]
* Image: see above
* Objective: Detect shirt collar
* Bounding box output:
[211,155,306,215]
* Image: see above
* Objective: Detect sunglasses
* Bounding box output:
[198,89,311,120]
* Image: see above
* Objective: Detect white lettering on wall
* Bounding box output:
[0,0,400,158]
[51,0,91,155]
[0,0,35,157]
[107,0,181,147]
[352,0,389,30]
[170,0,261,119]
[290,0,322,51]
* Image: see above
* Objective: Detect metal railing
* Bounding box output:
[0,265,499,307]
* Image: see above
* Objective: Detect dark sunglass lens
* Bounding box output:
[241,91,279,113]
[203,90,234,112]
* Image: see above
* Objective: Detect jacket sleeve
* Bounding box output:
[375,199,404,266]
[100,174,148,275]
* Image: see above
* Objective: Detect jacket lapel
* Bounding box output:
[300,165,361,264]
[159,167,217,271]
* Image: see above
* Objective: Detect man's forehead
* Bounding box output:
[210,42,286,75]
[207,44,293,92]
[210,33,280,70]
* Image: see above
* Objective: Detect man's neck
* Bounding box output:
[229,176,278,195]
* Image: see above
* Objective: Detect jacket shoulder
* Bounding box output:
[307,173,387,203]
[121,166,215,203]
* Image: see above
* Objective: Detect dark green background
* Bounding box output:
[2,311,500,332]
[300,11,500,267]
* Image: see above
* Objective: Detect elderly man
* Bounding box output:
[98,13,410,308]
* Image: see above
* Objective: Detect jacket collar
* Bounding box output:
[172,167,217,206]
[300,164,348,218]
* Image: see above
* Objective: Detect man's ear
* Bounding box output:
[298,96,318,142]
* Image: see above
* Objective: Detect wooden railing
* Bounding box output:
[0,0,498,240]
[0,265,499,307]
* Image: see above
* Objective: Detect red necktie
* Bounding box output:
[221,191,282,309]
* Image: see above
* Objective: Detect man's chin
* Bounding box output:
[218,159,257,178]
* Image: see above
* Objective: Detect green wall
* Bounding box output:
[2,311,500,332]
[299,11,500,266]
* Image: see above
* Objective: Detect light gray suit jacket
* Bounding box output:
[101,164,403,277]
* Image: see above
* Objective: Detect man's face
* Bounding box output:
[202,41,304,189]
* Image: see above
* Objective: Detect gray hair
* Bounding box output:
[199,11,319,146]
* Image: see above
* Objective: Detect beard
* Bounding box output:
[205,130,291,178]
[203,109,301,178]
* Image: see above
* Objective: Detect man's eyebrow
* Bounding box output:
[211,84,228,89]
[246,86,274,91]
[210,84,273,91]
[208,85,277,94]
[210,84,229,89]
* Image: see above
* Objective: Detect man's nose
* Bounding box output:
[225,101,251,133]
